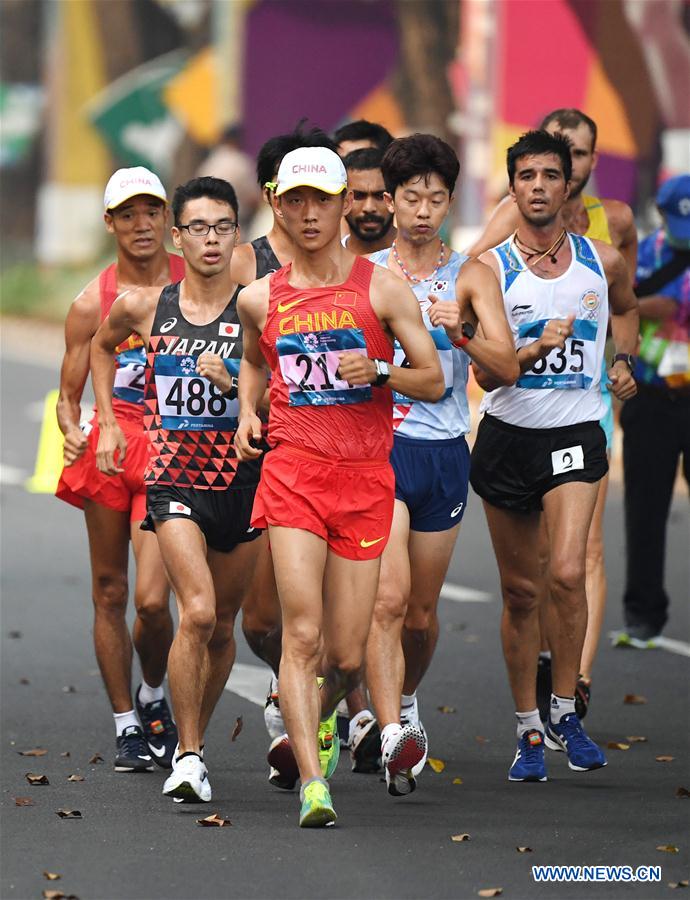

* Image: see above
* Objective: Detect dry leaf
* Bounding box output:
[517,846,533,853]
[427,758,445,773]
[196,813,232,827]
[26,773,49,785]
[42,892,78,900]
[88,753,103,764]
[67,775,84,783]
[607,742,630,751]
[231,716,243,742]
[475,735,490,744]
[675,787,690,799]
[62,685,76,693]
[656,844,679,854]
[14,797,34,806]
[478,890,503,898]
[669,880,689,889]
[8,630,22,638]
[55,808,82,819]
[437,705,456,714]
[61,752,71,758]
[656,756,675,763]
[623,694,647,705]
[626,735,648,743]
[43,872,61,881]
[19,677,30,685]
[451,833,470,842]
[18,748,48,757]
[452,777,463,785]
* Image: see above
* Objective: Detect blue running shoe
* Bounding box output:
[508,729,547,782]
[545,713,607,771]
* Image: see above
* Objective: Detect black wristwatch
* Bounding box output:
[611,353,635,373]
[373,358,390,386]
[452,321,476,349]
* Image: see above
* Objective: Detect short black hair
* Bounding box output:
[381,133,459,197]
[540,108,597,151]
[333,119,394,151]
[172,176,239,225]
[256,120,337,188]
[507,130,573,185]
[342,147,385,174]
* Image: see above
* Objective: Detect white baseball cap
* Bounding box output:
[275,147,347,197]
[103,166,167,211]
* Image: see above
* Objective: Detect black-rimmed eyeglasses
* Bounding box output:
[178,221,238,236]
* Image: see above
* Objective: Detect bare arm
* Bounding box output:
[465,196,519,257]
[230,241,258,286]
[600,243,639,400]
[606,200,638,280]
[637,295,678,321]
[56,280,101,464]
[235,279,270,461]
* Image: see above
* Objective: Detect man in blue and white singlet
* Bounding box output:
[365,134,519,797]
[470,131,638,783]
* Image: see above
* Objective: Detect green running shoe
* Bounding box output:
[299,779,337,828]
[318,707,340,779]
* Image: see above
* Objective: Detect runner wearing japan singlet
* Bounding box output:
[92,176,263,806]
[363,134,518,799]
[55,167,181,774]
[234,146,444,828]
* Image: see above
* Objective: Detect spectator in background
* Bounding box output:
[197,124,261,231]
[334,119,394,157]
[616,174,690,649]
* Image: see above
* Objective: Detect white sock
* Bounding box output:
[400,692,418,725]
[138,680,164,705]
[550,693,576,723]
[380,722,401,748]
[114,710,139,737]
[515,708,543,738]
[538,650,551,661]
[348,708,374,743]
[270,674,279,695]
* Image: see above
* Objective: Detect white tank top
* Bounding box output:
[369,248,471,439]
[481,233,608,428]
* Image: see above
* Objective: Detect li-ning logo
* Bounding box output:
[511,304,532,319]
[292,164,327,174]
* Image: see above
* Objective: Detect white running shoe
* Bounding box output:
[401,700,428,777]
[348,714,382,773]
[382,724,427,797]
[263,678,285,740]
[163,753,211,803]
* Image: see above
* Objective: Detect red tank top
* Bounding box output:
[259,255,393,461]
[99,255,185,421]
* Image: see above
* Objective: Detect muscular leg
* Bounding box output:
[542,481,600,698]
[241,534,283,675]
[366,502,411,728]
[130,524,172,689]
[580,472,609,679]
[83,500,132,713]
[401,524,460,694]
[482,502,543,712]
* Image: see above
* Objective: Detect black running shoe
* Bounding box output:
[349,716,382,774]
[135,686,178,769]
[114,725,154,772]
[574,677,591,720]
[536,655,552,723]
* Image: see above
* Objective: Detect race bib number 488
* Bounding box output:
[154,355,239,431]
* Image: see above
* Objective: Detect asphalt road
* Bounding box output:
[1,352,688,900]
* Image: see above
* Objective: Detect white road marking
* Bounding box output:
[441,582,493,603]
[224,661,271,706]
[0,464,28,486]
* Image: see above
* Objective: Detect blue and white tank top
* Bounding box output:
[481,233,608,428]
[369,248,471,440]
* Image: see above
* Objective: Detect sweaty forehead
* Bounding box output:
[515,153,564,174]
[348,169,385,191]
[399,172,448,195]
[545,122,593,152]
[181,196,233,220]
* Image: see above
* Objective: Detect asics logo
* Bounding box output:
[360,537,384,548]
[277,297,308,313]
[450,503,464,518]
[160,317,177,333]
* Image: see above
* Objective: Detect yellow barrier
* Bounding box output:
[25,390,63,494]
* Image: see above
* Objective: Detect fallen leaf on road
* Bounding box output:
[452,777,463,785]
[55,809,82,819]
[8,630,22,638]
[14,797,34,806]
[18,748,48,757]
[475,736,490,744]
[42,892,78,900]
[516,847,533,853]
[437,705,456,714]
[19,677,30,685]
[196,813,232,827]
[61,752,70,758]
[67,775,84,782]
[656,756,675,763]
[623,694,647,705]
[626,736,648,743]
[607,742,630,751]
[43,872,61,881]
[231,716,243,742]
[26,773,49,785]
[656,844,679,853]
[669,880,689,889]
[451,833,470,842]
[88,754,103,764]
[428,758,445,773]
[478,889,503,898]
[62,686,76,693]
[676,787,690,799]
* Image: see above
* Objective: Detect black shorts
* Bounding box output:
[142,483,262,553]
[470,414,608,513]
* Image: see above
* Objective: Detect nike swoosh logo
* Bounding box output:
[138,755,152,760]
[360,537,385,548]
[277,297,307,313]
[149,744,166,758]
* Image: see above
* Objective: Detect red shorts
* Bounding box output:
[251,444,395,561]
[56,412,152,522]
